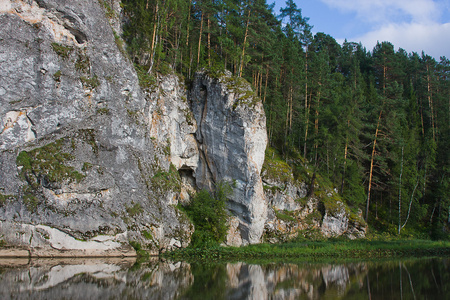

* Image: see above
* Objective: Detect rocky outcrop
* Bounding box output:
[0,0,193,256]
[190,72,268,245]
[0,0,270,254]
[0,0,365,256]
[261,150,367,242]
[148,74,199,204]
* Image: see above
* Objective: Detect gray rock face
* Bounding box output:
[0,0,193,255]
[0,0,364,255]
[262,159,367,242]
[190,72,268,245]
[0,0,269,254]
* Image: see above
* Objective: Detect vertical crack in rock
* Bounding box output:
[190,71,268,245]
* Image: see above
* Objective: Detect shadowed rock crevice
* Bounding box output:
[189,71,268,245]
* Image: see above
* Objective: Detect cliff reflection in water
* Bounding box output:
[0,257,448,299]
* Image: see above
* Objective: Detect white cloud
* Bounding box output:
[321,0,450,57]
[321,0,441,23]
[353,22,450,58]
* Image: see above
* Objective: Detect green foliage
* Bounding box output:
[129,240,141,251]
[80,75,100,89]
[75,54,90,73]
[77,129,98,154]
[53,70,61,82]
[142,230,153,240]
[126,202,144,217]
[98,0,115,18]
[261,147,294,185]
[22,186,39,212]
[182,182,232,248]
[16,139,85,186]
[0,193,16,206]
[181,263,228,299]
[51,43,73,59]
[164,239,450,261]
[155,61,172,76]
[82,162,93,172]
[274,209,296,222]
[96,107,110,115]
[151,164,181,193]
[113,31,126,55]
[134,64,156,89]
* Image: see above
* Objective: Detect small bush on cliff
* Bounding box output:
[182,181,231,248]
[51,43,73,59]
[16,139,85,186]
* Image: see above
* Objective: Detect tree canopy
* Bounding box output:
[120,0,450,238]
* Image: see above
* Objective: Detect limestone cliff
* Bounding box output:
[0,0,364,256]
[190,72,267,245]
[0,0,268,255]
[0,0,194,256]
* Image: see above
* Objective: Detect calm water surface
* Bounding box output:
[0,256,448,299]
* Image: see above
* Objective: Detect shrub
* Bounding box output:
[126,202,144,217]
[16,140,85,185]
[183,181,232,248]
[51,43,73,59]
[134,64,156,89]
[80,75,100,89]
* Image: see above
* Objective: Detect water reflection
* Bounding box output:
[0,257,448,299]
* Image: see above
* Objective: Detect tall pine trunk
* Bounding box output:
[239,9,251,77]
[303,50,309,157]
[398,145,404,235]
[366,109,383,222]
[197,13,204,65]
[148,2,159,73]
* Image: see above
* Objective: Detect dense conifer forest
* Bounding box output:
[120,0,449,238]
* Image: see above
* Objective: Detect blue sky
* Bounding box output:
[272,0,450,59]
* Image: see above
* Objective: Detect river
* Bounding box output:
[0,256,448,299]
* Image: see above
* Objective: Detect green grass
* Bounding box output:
[126,202,144,217]
[162,239,450,262]
[275,209,296,222]
[75,54,90,73]
[53,70,62,82]
[80,75,100,89]
[150,164,181,194]
[0,193,16,206]
[98,0,115,18]
[134,64,156,89]
[261,147,294,184]
[51,43,73,59]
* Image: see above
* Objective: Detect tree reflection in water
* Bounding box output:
[0,257,448,299]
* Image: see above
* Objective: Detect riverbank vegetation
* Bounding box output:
[162,238,450,262]
[119,0,449,239]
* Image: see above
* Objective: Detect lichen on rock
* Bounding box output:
[0,0,194,256]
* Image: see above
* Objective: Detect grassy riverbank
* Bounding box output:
[162,239,450,262]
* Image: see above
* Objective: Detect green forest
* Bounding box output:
[119,0,449,239]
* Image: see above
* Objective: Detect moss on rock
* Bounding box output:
[16,139,85,186]
[261,147,294,184]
